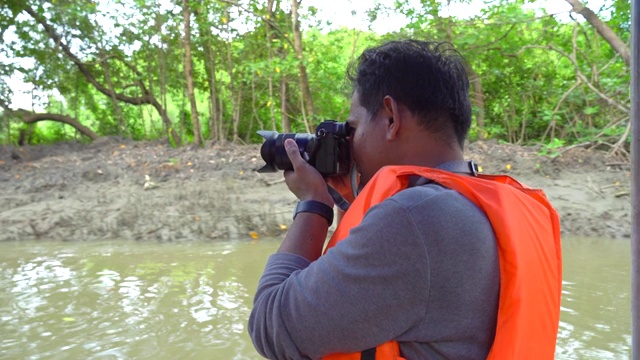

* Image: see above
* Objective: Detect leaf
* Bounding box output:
[583,106,599,115]
[62,317,75,322]
[249,231,259,239]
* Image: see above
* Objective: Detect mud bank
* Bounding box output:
[0,138,632,241]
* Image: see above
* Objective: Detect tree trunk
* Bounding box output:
[280,78,291,133]
[201,33,220,142]
[565,0,630,67]
[194,2,223,143]
[155,11,168,113]
[468,67,486,140]
[233,88,243,141]
[182,0,202,146]
[266,0,277,131]
[291,0,315,122]
[224,7,237,142]
[101,59,126,138]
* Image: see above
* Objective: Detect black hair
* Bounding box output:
[347,39,472,148]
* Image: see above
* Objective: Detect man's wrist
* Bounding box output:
[293,200,334,225]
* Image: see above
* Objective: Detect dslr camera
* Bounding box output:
[257,120,351,176]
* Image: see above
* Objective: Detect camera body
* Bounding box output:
[257,120,351,176]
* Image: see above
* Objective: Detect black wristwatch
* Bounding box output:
[293,200,334,225]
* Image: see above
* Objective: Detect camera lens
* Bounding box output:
[257,131,316,172]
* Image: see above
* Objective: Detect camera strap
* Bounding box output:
[327,185,351,212]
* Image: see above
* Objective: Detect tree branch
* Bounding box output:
[20,4,181,145]
[15,109,99,140]
[467,23,517,51]
[565,0,630,67]
[217,0,295,48]
[21,5,153,105]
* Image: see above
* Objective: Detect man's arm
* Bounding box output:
[248,199,431,359]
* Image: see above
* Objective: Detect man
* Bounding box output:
[248,40,562,359]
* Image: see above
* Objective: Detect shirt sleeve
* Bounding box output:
[248,197,431,360]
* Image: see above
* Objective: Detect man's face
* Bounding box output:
[346,91,389,186]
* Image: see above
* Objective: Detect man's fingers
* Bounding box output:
[284,138,305,169]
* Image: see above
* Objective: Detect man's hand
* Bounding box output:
[279,138,333,261]
[283,139,333,207]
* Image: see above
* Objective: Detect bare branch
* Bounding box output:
[515,45,630,113]
[541,79,582,143]
[217,0,295,49]
[565,0,630,67]
[467,23,517,51]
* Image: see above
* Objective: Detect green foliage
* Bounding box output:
[538,137,565,158]
[0,0,631,151]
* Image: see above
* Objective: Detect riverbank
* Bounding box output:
[0,138,632,241]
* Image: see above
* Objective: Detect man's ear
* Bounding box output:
[382,96,401,141]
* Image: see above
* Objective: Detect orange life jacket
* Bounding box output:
[322,165,562,360]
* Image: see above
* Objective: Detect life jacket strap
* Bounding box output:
[360,347,376,360]
[328,161,478,211]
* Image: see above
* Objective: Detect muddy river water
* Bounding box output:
[0,237,631,359]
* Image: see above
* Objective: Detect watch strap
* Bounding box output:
[293,200,334,225]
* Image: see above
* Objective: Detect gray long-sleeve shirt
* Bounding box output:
[249,183,500,359]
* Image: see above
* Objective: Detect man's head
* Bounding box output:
[347,40,472,149]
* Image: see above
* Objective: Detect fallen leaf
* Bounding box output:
[505,164,512,170]
[62,317,75,322]
[279,224,287,230]
[249,231,259,239]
